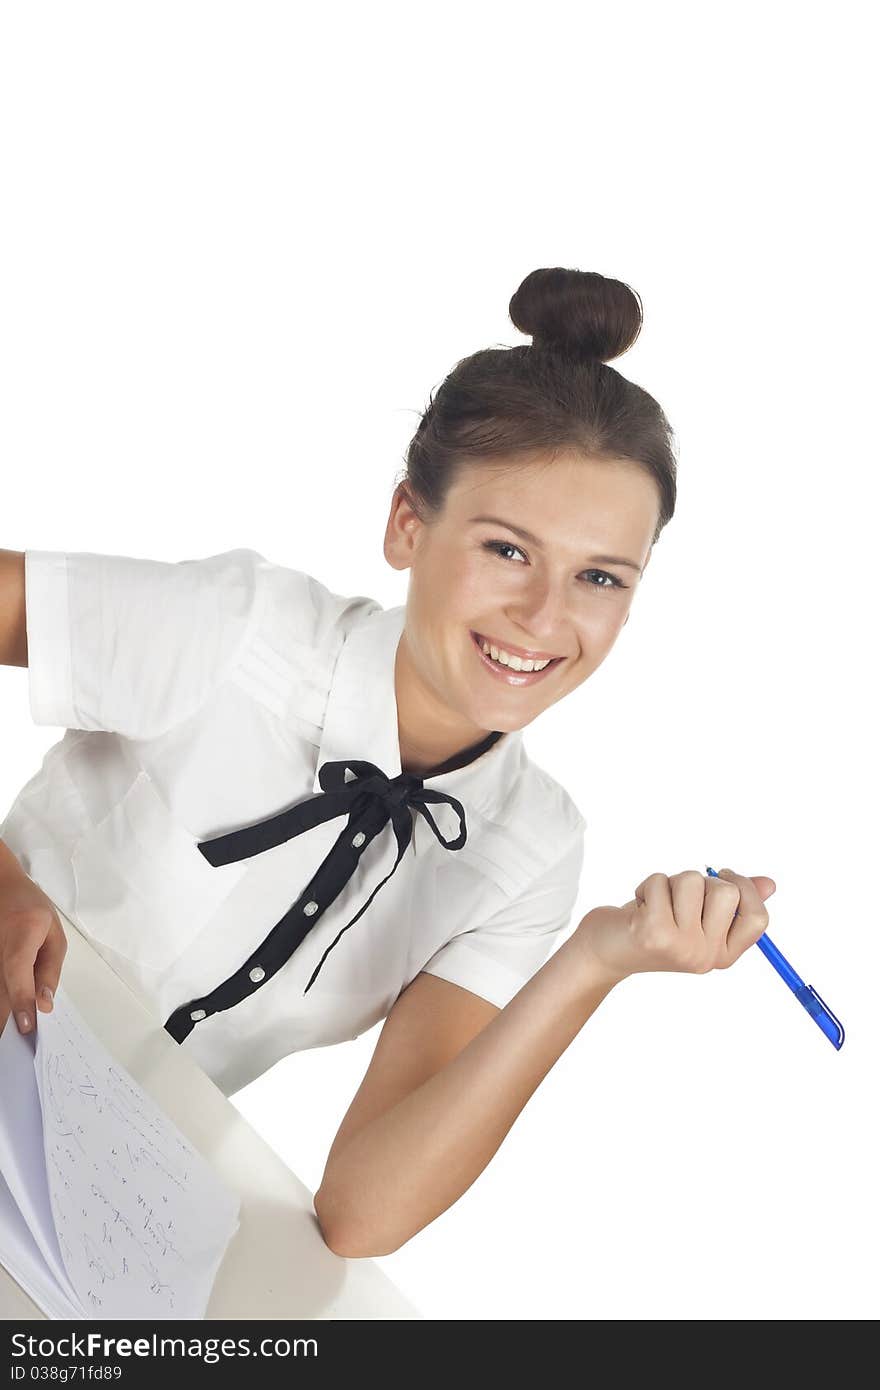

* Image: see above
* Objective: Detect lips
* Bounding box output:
[470,630,564,686]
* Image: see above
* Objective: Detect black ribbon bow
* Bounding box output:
[163,759,467,1043]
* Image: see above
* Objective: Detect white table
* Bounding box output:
[0,906,421,1320]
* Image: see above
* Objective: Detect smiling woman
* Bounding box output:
[3,266,769,1271]
[384,449,659,748]
[382,266,675,777]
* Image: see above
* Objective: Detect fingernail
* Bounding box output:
[18,1013,31,1033]
[40,986,54,1007]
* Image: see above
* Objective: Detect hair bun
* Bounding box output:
[509,266,642,362]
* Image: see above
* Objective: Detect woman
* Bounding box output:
[0,266,776,1258]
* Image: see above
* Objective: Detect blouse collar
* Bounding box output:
[312,601,523,823]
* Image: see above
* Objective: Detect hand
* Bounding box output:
[570,866,776,985]
[0,866,67,1037]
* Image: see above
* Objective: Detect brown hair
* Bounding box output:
[396,267,678,548]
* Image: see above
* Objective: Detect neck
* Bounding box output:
[395,633,498,778]
[406,727,503,780]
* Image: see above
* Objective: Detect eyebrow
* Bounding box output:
[468,515,643,574]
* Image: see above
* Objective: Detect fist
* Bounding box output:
[571,867,776,985]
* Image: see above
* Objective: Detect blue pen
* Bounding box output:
[705,866,845,1050]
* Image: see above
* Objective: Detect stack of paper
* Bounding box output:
[0,987,241,1320]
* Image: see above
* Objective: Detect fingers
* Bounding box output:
[626,865,774,976]
[3,925,42,1033]
[632,871,673,915]
[34,924,66,1012]
[669,870,710,933]
[2,907,65,1034]
[668,869,737,970]
[634,872,710,972]
[664,869,753,971]
[701,871,742,956]
[715,867,770,962]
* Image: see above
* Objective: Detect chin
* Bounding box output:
[469,702,529,735]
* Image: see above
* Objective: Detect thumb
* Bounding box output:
[750,875,777,900]
[33,917,67,1012]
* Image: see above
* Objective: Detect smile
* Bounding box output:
[470,631,564,687]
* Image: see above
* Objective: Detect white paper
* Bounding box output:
[0,988,240,1319]
[0,1164,82,1319]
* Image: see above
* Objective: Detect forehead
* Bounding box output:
[442,452,658,555]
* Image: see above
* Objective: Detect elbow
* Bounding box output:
[313,1184,404,1259]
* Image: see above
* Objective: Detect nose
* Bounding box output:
[506,575,570,649]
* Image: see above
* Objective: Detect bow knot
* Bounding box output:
[319,759,423,810]
[313,760,466,850]
[165,755,469,1043]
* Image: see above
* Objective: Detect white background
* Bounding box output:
[1,1,876,1321]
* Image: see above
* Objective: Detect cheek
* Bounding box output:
[567,610,620,662]
[437,556,490,615]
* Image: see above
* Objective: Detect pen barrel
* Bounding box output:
[755,933,804,991]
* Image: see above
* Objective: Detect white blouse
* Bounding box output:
[1,548,587,1097]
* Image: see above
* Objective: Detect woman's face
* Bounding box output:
[385,451,660,760]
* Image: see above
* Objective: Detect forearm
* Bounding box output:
[0,549,28,667]
[314,936,623,1258]
[0,839,28,887]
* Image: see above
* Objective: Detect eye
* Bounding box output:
[482,541,628,591]
[485,541,527,565]
[584,569,624,590]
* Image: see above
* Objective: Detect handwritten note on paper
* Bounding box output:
[29,987,241,1321]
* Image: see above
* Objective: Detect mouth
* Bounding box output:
[470,630,565,687]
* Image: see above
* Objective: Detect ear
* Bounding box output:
[383,483,424,571]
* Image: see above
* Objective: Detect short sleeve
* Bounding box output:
[419,831,585,1008]
[24,547,266,739]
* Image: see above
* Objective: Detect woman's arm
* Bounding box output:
[313,936,622,1258]
[0,550,28,667]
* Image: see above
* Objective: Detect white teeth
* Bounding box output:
[479,637,551,672]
